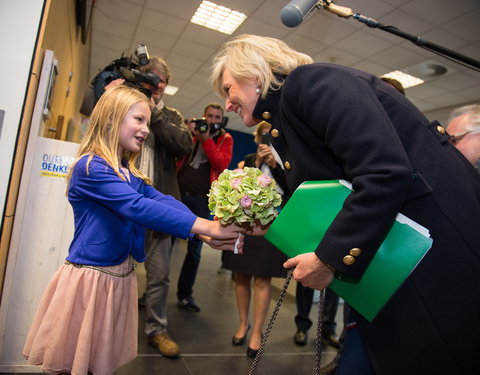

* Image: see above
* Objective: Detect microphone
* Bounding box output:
[280,0,353,27]
[280,0,319,27]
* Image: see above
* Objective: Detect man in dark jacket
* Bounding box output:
[138,57,192,358]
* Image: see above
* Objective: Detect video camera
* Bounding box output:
[80,44,159,116]
[191,116,229,136]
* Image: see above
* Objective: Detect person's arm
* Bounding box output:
[282,65,413,282]
[150,106,193,157]
[201,133,233,175]
[71,156,196,239]
[71,156,243,249]
[144,179,244,249]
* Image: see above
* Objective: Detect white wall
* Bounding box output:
[0,0,44,223]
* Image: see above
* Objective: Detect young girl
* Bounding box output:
[23,85,243,375]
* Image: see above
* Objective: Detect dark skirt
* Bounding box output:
[223,235,288,278]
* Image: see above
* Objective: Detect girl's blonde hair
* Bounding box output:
[211,34,313,98]
[67,85,152,186]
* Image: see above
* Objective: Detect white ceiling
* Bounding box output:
[89,0,480,133]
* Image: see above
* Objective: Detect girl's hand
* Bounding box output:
[191,217,245,240]
[197,233,244,252]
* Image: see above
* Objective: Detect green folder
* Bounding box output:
[265,180,433,322]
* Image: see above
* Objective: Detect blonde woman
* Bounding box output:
[23,85,244,375]
[211,34,480,374]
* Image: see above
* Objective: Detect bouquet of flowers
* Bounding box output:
[208,167,282,227]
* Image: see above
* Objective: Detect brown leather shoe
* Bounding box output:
[148,332,180,358]
[293,330,307,346]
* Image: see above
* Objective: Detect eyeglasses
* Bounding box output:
[449,131,472,145]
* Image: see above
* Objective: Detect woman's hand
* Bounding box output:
[283,253,334,290]
[244,223,270,236]
[256,144,276,168]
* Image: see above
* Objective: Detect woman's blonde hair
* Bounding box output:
[211,34,313,98]
[67,85,152,186]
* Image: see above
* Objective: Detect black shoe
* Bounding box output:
[321,333,341,349]
[293,330,307,346]
[232,323,250,346]
[177,297,201,312]
[246,346,259,358]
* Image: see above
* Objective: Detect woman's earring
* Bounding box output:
[255,88,261,94]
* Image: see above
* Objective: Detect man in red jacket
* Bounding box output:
[176,103,233,312]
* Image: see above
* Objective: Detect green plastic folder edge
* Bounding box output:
[265,180,433,322]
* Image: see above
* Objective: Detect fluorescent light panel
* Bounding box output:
[381,70,424,89]
[191,1,246,35]
[164,85,178,96]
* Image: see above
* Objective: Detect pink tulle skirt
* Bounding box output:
[23,257,138,375]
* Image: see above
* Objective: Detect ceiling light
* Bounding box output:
[381,70,424,89]
[164,85,178,96]
[191,1,247,35]
[402,60,450,80]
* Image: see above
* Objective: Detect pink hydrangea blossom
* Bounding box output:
[258,174,271,187]
[231,178,242,190]
[240,195,252,209]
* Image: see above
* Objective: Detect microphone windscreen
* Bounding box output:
[119,67,135,82]
[281,0,318,27]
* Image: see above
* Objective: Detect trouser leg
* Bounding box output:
[177,193,210,301]
[294,282,314,331]
[176,237,202,300]
[144,235,172,336]
[323,288,340,336]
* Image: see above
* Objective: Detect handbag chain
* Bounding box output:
[248,268,326,375]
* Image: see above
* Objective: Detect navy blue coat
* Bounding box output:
[253,63,480,374]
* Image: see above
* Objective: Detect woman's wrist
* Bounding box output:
[323,261,336,274]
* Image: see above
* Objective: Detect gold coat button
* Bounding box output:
[262,111,271,120]
[349,248,362,256]
[436,125,446,134]
[271,129,279,138]
[343,255,355,265]
[284,161,291,170]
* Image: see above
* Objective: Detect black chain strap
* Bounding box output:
[248,268,325,375]
[314,288,326,375]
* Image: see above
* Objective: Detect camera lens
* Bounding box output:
[193,118,209,134]
[135,44,150,66]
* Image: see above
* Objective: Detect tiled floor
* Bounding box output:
[114,239,342,375]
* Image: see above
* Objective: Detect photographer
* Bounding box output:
[176,103,233,312]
